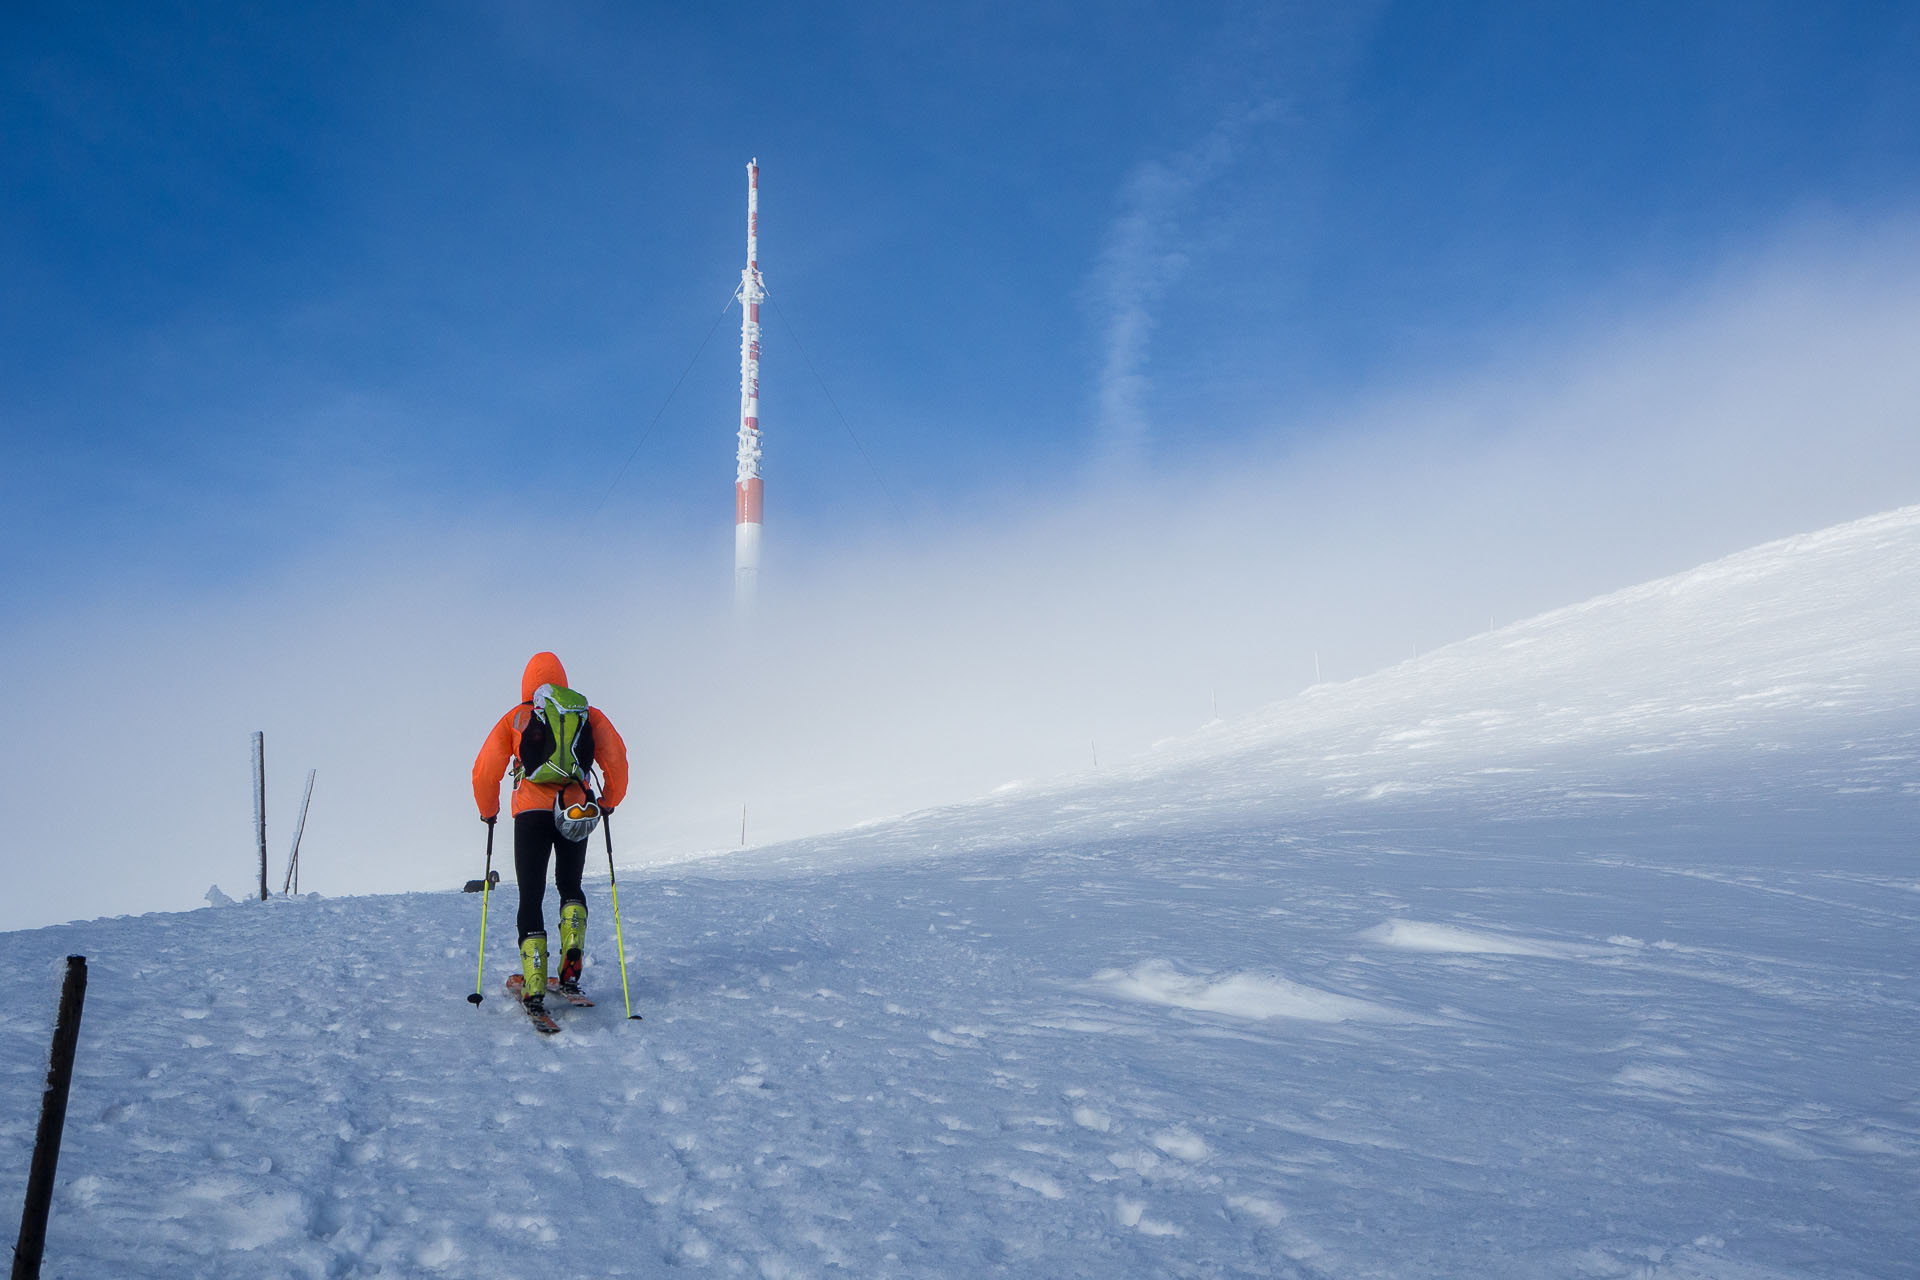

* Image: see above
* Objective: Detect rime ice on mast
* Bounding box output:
[734,158,765,617]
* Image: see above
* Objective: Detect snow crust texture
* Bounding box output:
[3,506,1917,1278]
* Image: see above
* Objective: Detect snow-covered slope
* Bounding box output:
[752,502,1920,871]
[4,507,1916,1279]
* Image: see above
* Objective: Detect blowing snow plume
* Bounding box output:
[1091,108,1277,482]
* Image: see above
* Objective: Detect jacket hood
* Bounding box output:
[521,651,569,702]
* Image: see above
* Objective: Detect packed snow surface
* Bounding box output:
[4,507,1918,1278]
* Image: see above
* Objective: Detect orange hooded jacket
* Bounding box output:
[472,652,630,821]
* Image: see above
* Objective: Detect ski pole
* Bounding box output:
[468,819,495,1006]
[605,813,640,1020]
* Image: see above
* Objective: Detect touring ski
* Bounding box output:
[504,975,564,1032]
[506,974,594,1008]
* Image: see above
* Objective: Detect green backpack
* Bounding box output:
[515,683,597,786]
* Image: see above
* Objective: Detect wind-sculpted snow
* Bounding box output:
[2,507,1917,1277]
[1355,920,1586,958]
[1090,960,1426,1023]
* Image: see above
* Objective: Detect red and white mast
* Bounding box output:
[734,158,765,616]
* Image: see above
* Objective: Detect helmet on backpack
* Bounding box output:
[555,794,601,843]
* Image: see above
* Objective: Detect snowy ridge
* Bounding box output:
[734,502,1920,873]
[3,507,1917,1278]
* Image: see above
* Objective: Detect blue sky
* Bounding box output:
[6,0,1918,606]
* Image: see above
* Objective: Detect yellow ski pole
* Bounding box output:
[605,814,640,1020]
[468,819,495,1006]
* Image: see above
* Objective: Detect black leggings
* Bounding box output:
[513,809,587,943]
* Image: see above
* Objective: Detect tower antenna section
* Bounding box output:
[734,158,765,617]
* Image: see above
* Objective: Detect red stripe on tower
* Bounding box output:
[736,476,763,524]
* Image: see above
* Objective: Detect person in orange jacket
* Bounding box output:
[472,651,629,1012]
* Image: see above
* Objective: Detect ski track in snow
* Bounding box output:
[3,505,1918,1278]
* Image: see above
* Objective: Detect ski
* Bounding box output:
[506,974,594,1008]
[503,975,565,1032]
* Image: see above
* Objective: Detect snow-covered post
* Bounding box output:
[735,157,765,618]
[282,769,315,896]
[251,732,267,902]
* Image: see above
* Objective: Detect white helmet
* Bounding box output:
[554,793,601,843]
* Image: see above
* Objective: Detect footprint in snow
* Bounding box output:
[1151,1128,1211,1161]
[1115,1196,1182,1236]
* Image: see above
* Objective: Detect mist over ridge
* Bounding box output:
[4,227,1920,932]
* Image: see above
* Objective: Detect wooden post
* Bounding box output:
[282,769,316,896]
[12,956,88,1280]
[251,732,267,902]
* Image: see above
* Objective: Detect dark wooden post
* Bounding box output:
[12,955,87,1280]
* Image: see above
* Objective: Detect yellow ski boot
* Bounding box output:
[515,934,558,1032]
[557,900,588,996]
[519,933,549,1001]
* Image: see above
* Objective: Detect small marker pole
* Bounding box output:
[604,815,640,1021]
[251,732,268,901]
[282,769,316,896]
[13,955,87,1280]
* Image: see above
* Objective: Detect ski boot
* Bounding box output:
[518,933,550,1013]
[556,900,588,997]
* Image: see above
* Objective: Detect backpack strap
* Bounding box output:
[508,700,535,789]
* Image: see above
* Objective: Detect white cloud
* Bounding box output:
[1093,109,1276,478]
